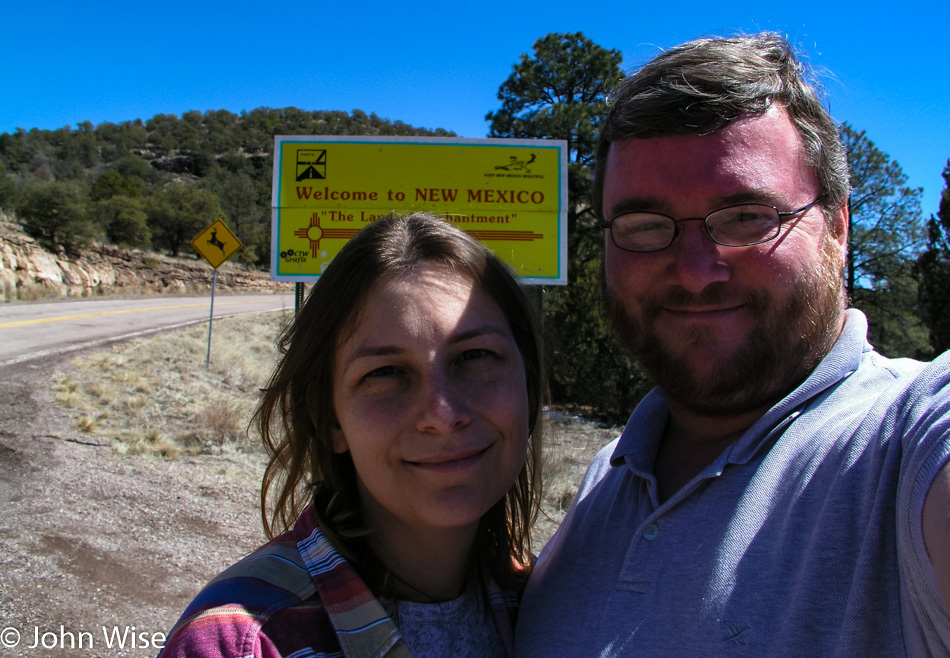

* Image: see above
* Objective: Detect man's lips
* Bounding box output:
[654,284,761,318]
[661,303,746,316]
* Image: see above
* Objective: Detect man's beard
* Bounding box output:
[604,233,846,417]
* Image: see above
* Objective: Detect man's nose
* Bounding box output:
[668,221,730,293]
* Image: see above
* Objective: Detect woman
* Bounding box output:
[160,213,544,657]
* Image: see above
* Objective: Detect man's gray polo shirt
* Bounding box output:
[517,310,950,656]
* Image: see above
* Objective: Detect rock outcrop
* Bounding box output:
[0,220,290,302]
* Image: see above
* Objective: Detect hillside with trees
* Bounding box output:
[0,109,453,264]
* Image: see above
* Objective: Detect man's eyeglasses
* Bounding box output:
[602,200,822,253]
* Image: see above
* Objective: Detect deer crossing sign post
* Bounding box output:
[191,219,243,367]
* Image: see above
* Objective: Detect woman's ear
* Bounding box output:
[307,382,349,454]
[330,421,349,454]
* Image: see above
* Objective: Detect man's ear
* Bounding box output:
[830,199,850,253]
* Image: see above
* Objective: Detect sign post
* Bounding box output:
[191,219,243,367]
[270,136,568,286]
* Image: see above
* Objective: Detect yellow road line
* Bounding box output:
[0,299,283,329]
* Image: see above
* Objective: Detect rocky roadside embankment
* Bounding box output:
[0,218,289,303]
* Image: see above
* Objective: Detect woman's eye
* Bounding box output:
[366,365,400,378]
[458,348,492,363]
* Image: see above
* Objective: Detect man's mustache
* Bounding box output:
[646,284,769,313]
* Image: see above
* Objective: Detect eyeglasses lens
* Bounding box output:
[706,205,780,246]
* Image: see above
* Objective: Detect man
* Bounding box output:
[516,33,950,656]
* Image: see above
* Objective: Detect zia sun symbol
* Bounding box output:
[293,213,361,258]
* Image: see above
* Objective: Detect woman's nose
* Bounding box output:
[415,372,470,434]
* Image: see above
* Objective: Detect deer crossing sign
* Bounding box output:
[192,219,243,269]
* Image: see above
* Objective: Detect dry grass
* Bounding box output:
[533,416,619,545]
[73,412,109,433]
[52,372,80,406]
[15,283,66,302]
[53,310,292,459]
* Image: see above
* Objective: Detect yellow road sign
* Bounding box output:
[191,219,243,269]
[271,136,568,285]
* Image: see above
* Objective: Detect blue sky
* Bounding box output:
[3,0,948,216]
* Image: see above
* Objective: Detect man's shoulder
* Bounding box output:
[845,347,950,414]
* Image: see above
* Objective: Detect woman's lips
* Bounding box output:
[406,446,491,473]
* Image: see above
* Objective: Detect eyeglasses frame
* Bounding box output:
[601,199,823,253]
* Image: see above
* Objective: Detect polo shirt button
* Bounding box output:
[643,523,660,541]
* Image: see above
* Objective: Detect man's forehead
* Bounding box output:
[602,107,812,201]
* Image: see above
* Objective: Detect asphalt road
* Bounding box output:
[0,293,295,367]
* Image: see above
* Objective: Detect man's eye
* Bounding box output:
[616,217,668,237]
[631,221,667,233]
[730,212,771,225]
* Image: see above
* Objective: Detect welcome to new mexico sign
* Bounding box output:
[271,136,568,285]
